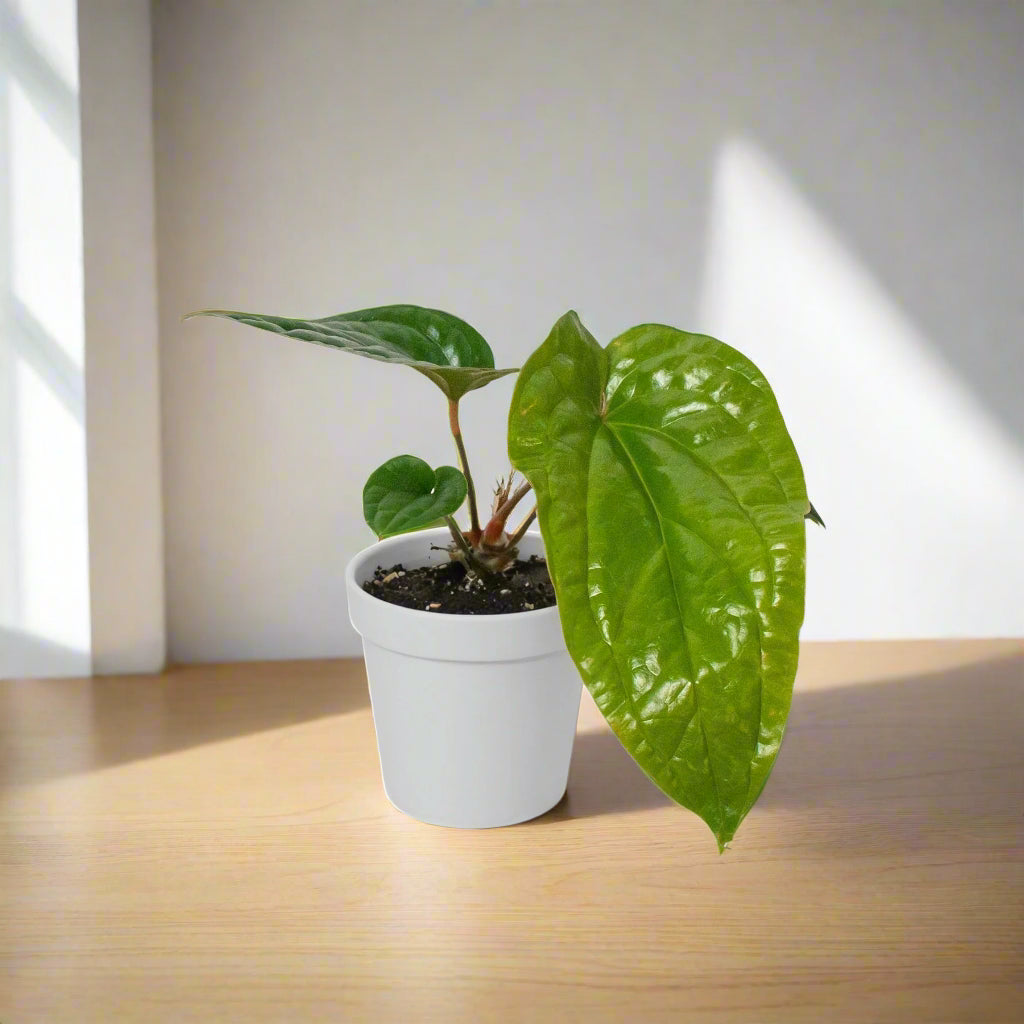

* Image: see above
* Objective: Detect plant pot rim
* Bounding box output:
[346,527,558,621]
[345,527,567,662]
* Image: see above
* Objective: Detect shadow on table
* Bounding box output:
[540,649,1024,829]
[6,646,1022,846]
[0,659,371,785]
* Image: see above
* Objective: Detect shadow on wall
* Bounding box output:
[699,1,1023,445]
[0,626,88,679]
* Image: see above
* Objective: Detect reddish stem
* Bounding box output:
[482,480,533,545]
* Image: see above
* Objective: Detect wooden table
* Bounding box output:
[1,640,1021,1022]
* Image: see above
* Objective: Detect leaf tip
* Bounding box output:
[183,309,227,322]
[805,500,826,530]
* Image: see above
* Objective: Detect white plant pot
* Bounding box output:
[346,528,582,828]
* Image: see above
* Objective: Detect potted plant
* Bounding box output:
[189,304,821,849]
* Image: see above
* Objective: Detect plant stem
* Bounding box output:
[444,516,489,575]
[482,479,533,545]
[444,515,474,558]
[506,506,537,548]
[448,400,481,538]
[496,480,532,521]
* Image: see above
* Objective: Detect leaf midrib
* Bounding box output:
[204,312,521,380]
[227,314,449,365]
[608,416,783,816]
[601,419,726,834]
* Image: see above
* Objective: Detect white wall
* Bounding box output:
[153,0,1024,661]
[80,0,165,674]
[0,0,164,679]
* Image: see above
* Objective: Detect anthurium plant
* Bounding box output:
[189,304,821,849]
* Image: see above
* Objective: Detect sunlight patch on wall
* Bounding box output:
[15,357,89,651]
[699,138,1024,640]
[0,0,90,677]
[10,76,83,365]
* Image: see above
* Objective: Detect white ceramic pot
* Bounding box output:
[345,528,582,828]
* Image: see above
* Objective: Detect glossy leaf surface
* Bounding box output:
[188,305,518,400]
[508,312,808,849]
[363,455,467,539]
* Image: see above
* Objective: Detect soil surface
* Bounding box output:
[363,555,556,615]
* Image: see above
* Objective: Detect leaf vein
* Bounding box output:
[608,418,776,807]
[600,422,726,834]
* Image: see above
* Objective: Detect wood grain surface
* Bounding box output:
[1,640,1022,1023]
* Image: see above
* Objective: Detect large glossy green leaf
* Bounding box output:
[508,312,808,850]
[363,455,467,539]
[187,304,518,400]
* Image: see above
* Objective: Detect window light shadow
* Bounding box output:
[539,649,1024,857]
[697,136,1024,641]
[0,657,371,785]
[0,0,90,678]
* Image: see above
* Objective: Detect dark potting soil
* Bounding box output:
[363,555,556,615]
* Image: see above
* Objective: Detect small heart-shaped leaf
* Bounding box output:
[363,455,467,539]
[187,304,519,401]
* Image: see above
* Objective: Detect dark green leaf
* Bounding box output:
[187,304,518,400]
[508,312,808,850]
[363,455,467,539]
